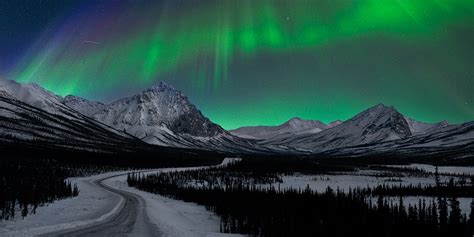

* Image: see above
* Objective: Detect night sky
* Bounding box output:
[1,0,473,129]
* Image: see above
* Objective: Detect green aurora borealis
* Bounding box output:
[5,0,474,129]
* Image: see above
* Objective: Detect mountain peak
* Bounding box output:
[138,82,188,103]
[288,117,304,122]
[94,82,225,139]
[351,104,399,120]
[283,117,327,130]
[63,95,105,117]
[230,117,329,139]
[348,103,411,139]
[147,81,178,93]
[368,103,395,112]
[64,94,91,102]
[261,104,414,151]
[437,120,449,126]
[0,79,66,113]
[328,120,343,127]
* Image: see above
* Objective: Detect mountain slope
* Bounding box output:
[63,95,106,117]
[0,94,142,152]
[0,80,65,114]
[1,79,471,157]
[93,82,225,143]
[260,104,413,152]
[404,117,451,135]
[231,117,329,139]
[323,121,474,158]
[0,80,144,152]
[258,104,473,157]
[90,82,270,153]
[0,80,269,154]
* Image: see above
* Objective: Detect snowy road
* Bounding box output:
[0,158,242,237]
[43,173,161,237]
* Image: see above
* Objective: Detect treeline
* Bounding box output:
[128,170,474,237]
[219,157,355,175]
[0,157,81,220]
[0,146,223,220]
[360,180,474,198]
[368,165,433,177]
[131,167,282,188]
[127,156,354,189]
[369,165,474,180]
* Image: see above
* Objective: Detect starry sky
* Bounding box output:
[1,0,473,129]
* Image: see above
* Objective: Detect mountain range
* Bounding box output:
[0,79,472,158]
[230,117,341,139]
[242,104,473,156]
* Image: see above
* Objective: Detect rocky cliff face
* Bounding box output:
[93,82,225,139]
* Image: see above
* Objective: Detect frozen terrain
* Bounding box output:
[230,117,331,139]
[0,172,124,237]
[259,170,473,215]
[0,159,242,237]
[386,164,474,176]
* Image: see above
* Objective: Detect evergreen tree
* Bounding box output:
[431,198,438,226]
[435,166,440,187]
[449,197,462,225]
[468,199,474,235]
[439,197,448,226]
[470,199,474,224]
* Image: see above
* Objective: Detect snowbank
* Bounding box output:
[0,158,242,237]
[0,171,125,237]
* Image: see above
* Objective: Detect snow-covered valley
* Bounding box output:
[0,159,243,237]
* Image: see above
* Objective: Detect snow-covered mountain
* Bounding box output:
[255,104,473,157]
[0,80,269,153]
[324,121,474,158]
[0,79,471,157]
[81,82,268,153]
[230,117,329,139]
[0,80,141,151]
[259,104,414,152]
[0,80,66,114]
[92,82,226,146]
[404,116,451,135]
[328,120,343,128]
[63,95,105,117]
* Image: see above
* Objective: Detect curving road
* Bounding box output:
[43,173,161,237]
[30,159,237,237]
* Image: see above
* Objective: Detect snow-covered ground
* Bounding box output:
[104,174,241,237]
[1,159,471,236]
[259,172,473,215]
[264,173,435,192]
[0,171,124,237]
[0,158,242,237]
[104,158,243,237]
[380,196,473,216]
[386,164,474,176]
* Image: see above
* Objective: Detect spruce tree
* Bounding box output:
[439,197,448,226]
[468,199,474,234]
[449,197,462,225]
[435,166,440,187]
[431,198,438,226]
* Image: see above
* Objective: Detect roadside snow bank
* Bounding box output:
[0,158,242,237]
[0,171,128,237]
[102,158,243,237]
